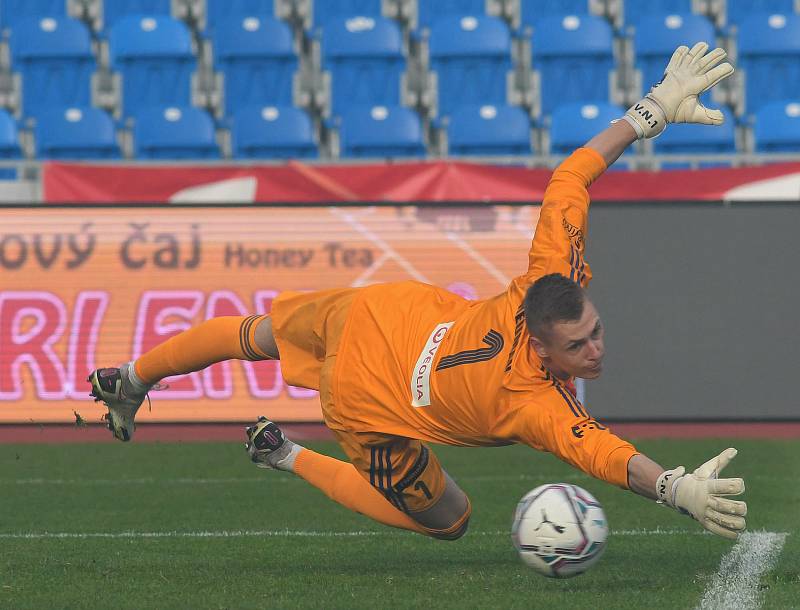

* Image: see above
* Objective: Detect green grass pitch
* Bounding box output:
[0,437,796,609]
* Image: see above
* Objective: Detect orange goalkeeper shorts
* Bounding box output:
[271,287,447,514]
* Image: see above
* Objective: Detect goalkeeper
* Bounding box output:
[89,44,747,541]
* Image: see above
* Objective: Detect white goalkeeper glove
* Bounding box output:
[655,447,747,540]
[624,42,734,139]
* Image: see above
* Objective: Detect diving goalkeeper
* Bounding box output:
[89,43,747,541]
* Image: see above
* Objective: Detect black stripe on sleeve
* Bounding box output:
[369,447,376,488]
[239,315,261,360]
[553,382,581,418]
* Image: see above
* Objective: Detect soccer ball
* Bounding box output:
[511,483,608,578]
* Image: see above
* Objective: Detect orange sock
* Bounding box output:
[134,315,269,384]
[293,448,428,535]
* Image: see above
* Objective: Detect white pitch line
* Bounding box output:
[0,527,708,541]
[697,531,788,610]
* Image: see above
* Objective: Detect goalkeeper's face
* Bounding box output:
[532,299,606,380]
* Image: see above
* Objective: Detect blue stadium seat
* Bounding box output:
[0,109,22,158]
[417,0,488,30]
[34,107,121,159]
[519,0,590,29]
[725,0,796,27]
[623,0,692,28]
[549,102,624,154]
[133,106,220,159]
[109,16,196,118]
[101,0,172,32]
[531,14,614,117]
[312,0,383,29]
[0,109,21,178]
[0,0,66,32]
[204,0,277,34]
[339,105,425,158]
[231,105,318,159]
[9,17,96,120]
[737,13,800,116]
[429,15,512,117]
[321,16,406,116]
[754,100,800,152]
[212,16,297,117]
[634,14,716,96]
[447,104,531,156]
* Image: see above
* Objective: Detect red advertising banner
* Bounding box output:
[0,204,539,423]
[42,160,800,203]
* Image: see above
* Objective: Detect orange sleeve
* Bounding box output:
[514,386,638,489]
[525,147,607,286]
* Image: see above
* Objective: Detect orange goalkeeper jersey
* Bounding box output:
[330,148,638,488]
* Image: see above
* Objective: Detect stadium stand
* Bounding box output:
[753,101,800,152]
[338,104,425,158]
[231,105,318,159]
[549,101,624,154]
[0,0,67,33]
[211,15,298,118]
[447,103,532,156]
[203,0,279,33]
[623,0,693,28]
[428,15,513,118]
[723,0,797,26]
[108,15,197,119]
[736,13,800,116]
[9,17,96,120]
[633,13,716,96]
[417,0,490,29]
[319,16,406,117]
[133,106,220,158]
[531,14,615,118]
[34,106,121,159]
[99,0,172,32]
[0,0,794,166]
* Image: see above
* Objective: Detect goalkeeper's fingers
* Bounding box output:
[685,104,725,125]
[700,62,735,92]
[696,46,728,73]
[704,512,746,540]
[707,507,746,530]
[665,44,689,73]
[709,495,748,516]
[695,447,738,477]
[707,476,746,496]
[686,41,709,66]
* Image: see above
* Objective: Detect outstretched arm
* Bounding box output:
[628,450,747,540]
[585,41,735,167]
[584,120,638,168]
[515,397,747,540]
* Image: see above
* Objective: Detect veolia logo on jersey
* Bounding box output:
[411,322,454,407]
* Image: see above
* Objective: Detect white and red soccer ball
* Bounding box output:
[512,483,608,578]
